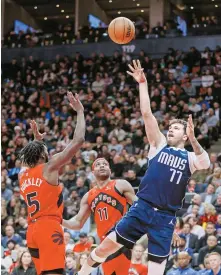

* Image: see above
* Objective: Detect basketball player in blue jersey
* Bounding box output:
[77,60,211,275]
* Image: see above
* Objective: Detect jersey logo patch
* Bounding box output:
[169,219,175,226]
[51,231,64,245]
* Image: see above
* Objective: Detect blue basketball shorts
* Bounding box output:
[115,198,176,257]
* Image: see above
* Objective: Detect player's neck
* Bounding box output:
[96,178,110,189]
[171,143,185,149]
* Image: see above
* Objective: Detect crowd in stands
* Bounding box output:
[1,42,221,275]
[2,13,221,48]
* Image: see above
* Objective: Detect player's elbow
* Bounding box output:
[141,110,152,118]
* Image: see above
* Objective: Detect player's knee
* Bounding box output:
[148,254,168,264]
[95,245,110,257]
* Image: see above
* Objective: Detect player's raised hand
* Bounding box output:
[30,120,46,141]
[67,91,84,113]
[186,114,195,140]
[127,60,146,84]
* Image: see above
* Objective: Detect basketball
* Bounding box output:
[108,17,135,44]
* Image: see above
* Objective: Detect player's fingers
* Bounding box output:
[75,93,79,101]
[137,60,142,69]
[128,64,135,72]
[126,71,133,76]
[133,60,138,69]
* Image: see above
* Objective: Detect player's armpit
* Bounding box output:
[63,193,91,230]
[116,180,137,205]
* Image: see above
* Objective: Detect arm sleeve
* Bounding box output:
[188,150,211,174]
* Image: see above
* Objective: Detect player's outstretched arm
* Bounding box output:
[127,60,165,147]
[187,115,210,171]
[116,179,138,205]
[63,193,91,230]
[47,92,85,171]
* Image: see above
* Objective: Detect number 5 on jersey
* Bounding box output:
[27,192,40,217]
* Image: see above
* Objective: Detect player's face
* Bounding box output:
[167,123,187,147]
[93,159,111,180]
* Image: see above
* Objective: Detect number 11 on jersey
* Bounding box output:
[97,207,108,221]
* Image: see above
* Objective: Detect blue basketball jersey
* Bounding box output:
[137,145,192,212]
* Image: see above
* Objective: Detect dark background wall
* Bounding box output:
[3,0,40,35]
[2,35,221,63]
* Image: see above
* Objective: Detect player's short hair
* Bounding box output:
[169,119,187,134]
[18,140,47,168]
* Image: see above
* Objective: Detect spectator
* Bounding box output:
[110,154,124,178]
[214,194,221,213]
[75,177,88,198]
[1,226,23,248]
[166,255,179,274]
[198,222,217,250]
[15,217,28,241]
[11,251,36,275]
[187,179,197,193]
[1,181,13,202]
[208,252,221,275]
[187,194,205,216]
[197,254,211,274]
[199,204,217,228]
[108,137,123,154]
[73,233,92,254]
[92,74,105,93]
[206,109,219,129]
[201,185,217,204]
[201,70,214,88]
[64,231,75,251]
[183,205,200,222]
[207,168,221,189]
[188,217,205,240]
[177,16,187,36]
[174,217,184,235]
[168,251,197,275]
[126,170,141,192]
[129,244,148,275]
[65,255,77,275]
[198,236,221,269]
[182,223,198,252]
[65,187,81,219]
